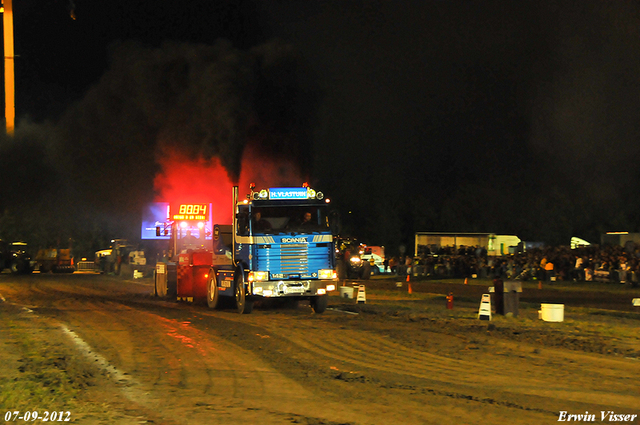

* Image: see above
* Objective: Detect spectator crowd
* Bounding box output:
[385,244,640,287]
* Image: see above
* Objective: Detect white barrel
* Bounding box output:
[339,286,354,299]
[541,304,564,322]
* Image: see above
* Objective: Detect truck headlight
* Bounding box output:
[318,269,334,279]
[249,271,269,282]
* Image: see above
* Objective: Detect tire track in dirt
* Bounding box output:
[9,280,364,424]
[230,311,639,417]
[5,275,638,425]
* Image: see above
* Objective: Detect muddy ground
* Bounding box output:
[0,274,638,424]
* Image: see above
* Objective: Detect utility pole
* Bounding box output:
[2,0,15,136]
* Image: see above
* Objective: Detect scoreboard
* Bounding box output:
[170,203,210,221]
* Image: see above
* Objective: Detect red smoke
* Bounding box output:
[154,142,306,225]
[154,150,234,224]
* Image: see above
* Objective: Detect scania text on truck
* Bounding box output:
[154,184,338,313]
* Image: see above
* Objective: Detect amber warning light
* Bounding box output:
[170,203,209,221]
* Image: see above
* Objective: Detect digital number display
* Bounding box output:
[171,204,209,221]
[179,204,207,215]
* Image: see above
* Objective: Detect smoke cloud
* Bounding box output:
[0,38,320,250]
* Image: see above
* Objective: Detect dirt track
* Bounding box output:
[0,273,639,424]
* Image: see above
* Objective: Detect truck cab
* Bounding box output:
[235,186,336,306]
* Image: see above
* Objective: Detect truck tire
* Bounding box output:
[155,275,165,297]
[311,294,328,314]
[234,272,253,314]
[153,270,157,296]
[156,270,177,298]
[207,271,219,309]
[10,259,31,274]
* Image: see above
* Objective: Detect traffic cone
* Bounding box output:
[464,278,468,285]
[406,274,410,282]
[408,283,412,294]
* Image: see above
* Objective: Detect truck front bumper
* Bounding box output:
[250,279,337,297]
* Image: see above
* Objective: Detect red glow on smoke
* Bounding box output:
[154,143,306,225]
[154,150,234,224]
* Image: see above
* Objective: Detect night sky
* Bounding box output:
[1,1,640,256]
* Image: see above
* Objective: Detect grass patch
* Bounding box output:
[0,319,99,411]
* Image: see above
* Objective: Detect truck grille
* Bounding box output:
[255,243,332,278]
[280,244,308,273]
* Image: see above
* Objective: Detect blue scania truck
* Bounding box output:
[154,184,338,313]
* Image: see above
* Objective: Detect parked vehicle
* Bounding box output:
[0,240,33,274]
[335,237,371,280]
[35,248,74,273]
[361,245,385,274]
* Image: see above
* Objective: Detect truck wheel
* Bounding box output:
[155,273,167,297]
[311,294,328,313]
[207,272,219,309]
[360,262,371,280]
[153,270,158,296]
[235,273,252,314]
[10,262,20,274]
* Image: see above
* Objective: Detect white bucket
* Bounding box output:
[540,304,564,322]
[339,286,354,299]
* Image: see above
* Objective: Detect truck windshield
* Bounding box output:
[251,205,329,234]
[174,225,212,252]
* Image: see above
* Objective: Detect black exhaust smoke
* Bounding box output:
[0,38,321,245]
